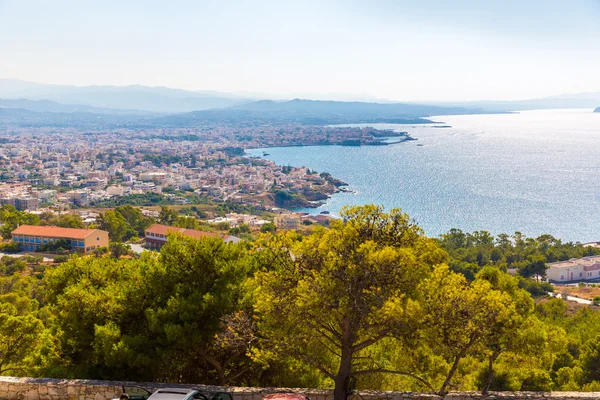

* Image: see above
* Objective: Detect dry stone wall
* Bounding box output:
[0,377,597,400]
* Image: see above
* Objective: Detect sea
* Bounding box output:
[246,109,600,243]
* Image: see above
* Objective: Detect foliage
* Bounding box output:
[438,229,599,283]
[1,204,600,393]
[44,234,256,383]
[97,210,128,242]
[0,241,21,253]
[38,239,70,253]
[39,213,85,228]
[260,222,276,233]
[0,205,40,239]
[254,205,446,400]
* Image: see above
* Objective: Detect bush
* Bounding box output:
[38,239,71,253]
[0,256,26,275]
[518,277,553,297]
[0,241,20,253]
[261,222,277,233]
[93,246,110,257]
[53,255,70,264]
[24,255,43,264]
[593,296,600,306]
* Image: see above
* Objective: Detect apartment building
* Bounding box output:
[275,213,302,230]
[144,223,240,250]
[547,255,600,283]
[11,225,109,254]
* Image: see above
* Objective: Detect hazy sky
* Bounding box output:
[1,0,600,101]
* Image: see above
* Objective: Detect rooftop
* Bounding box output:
[548,255,600,269]
[145,224,231,241]
[11,225,100,239]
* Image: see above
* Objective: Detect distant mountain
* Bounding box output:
[0,107,154,128]
[422,93,600,113]
[595,107,600,113]
[229,98,481,116]
[0,79,248,113]
[0,98,153,115]
[155,99,486,127]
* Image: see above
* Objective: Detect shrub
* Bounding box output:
[0,241,20,253]
[53,255,70,264]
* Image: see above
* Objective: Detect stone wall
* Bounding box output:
[0,377,596,400]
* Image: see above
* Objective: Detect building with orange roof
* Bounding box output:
[11,225,109,254]
[144,223,240,250]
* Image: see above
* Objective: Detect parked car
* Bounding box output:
[118,386,234,400]
[262,393,310,400]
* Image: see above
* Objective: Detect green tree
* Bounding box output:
[0,205,40,239]
[97,210,128,242]
[260,222,276,233]
[0,294,44,374]
[114,205,154,237]
[158,206,178,225]
[255,205,446,400]
[581,335,600,384]
[421,265,518,395]
[40,213,85,229]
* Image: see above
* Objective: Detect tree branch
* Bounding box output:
[353,369,434,391]
[351,330,389,353]
[297,354,335,380]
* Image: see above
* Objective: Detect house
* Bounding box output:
[144,223,241,250]
[274,213,301,230]
[547,255,600,283]
[11,225,109,254]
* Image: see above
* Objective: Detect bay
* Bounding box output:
[247,109,600,242]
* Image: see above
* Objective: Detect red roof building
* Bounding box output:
[11,225,109,254]
[144,224,240,250]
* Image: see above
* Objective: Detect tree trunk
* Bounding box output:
[439,351,464,396]
[333,343,353,400]
[482,350,502,395]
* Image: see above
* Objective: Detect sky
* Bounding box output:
[1,0,600,101]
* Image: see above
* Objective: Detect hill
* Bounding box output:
[0,107,153,128]
[156,99,485,126]
[0,79,247,113]
[595,107,600,113]
[424,93,600,112]
[0,98,152,115]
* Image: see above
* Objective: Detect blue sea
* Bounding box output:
[247,109,600,242]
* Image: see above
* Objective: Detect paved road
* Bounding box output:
[128,244,146,254]
[550,292,593,305]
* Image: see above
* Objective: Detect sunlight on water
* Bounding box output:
[247,109,600,242]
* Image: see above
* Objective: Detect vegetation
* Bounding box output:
[1,204,600,395]
[438,229,599,282]
[0,205,40,239]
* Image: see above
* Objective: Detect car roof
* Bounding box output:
[147,389,198,400]
[263,394,307,400]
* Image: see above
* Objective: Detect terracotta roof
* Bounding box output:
[145,224,186,236]
[11,225,99,239]
[145,224,227,241]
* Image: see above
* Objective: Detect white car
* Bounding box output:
[116,387,233,400]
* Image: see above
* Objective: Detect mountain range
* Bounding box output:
[1,79,600,129]
[0,79,246,113]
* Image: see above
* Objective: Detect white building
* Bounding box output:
[547,255,600,283]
